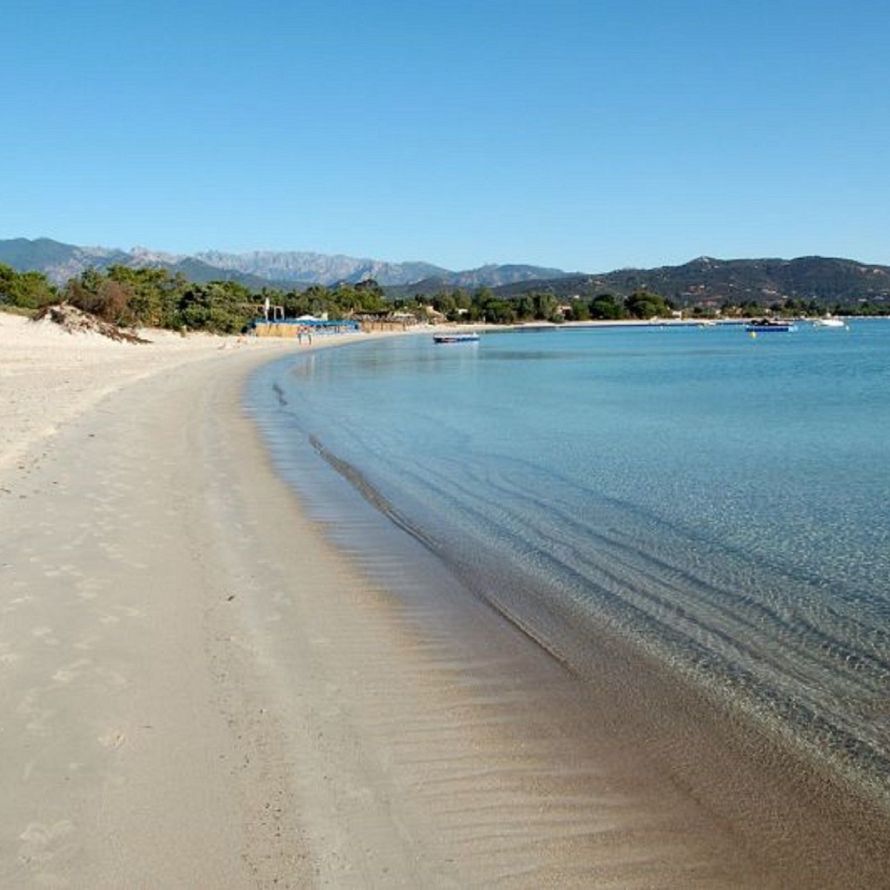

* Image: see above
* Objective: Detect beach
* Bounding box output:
[1,316,886,888]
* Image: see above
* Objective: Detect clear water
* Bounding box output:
[249,322,890,799]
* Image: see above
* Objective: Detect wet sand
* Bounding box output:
[1,323,886,887]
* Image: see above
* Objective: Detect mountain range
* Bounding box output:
[0,238,570,289]
[2,238,889,307]
[486,256,890,306]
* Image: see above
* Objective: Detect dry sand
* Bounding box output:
[0,312,299,477]
[0,313,880,888]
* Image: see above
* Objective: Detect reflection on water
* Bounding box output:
[250,323,890,803]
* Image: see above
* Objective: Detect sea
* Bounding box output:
[248,320,890,810]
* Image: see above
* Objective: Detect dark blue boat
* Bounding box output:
[745,319,797,333]
[433,333,480,343]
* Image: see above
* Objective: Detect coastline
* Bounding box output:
[0,319,886,887]
[250,335,890,887]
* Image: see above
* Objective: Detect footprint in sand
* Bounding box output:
[51,659,91,685]
[18,819,77,884]
[97,730,127,749]
[73,635,100,652]
[31,626,60,646]
[17,690,55,735]
[94,666,128,688]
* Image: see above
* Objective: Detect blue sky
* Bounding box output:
[2,0,888,270]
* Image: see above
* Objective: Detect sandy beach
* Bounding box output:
[0,314,885,888]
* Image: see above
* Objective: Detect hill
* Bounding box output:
[5,240,888,307]
[489,256,890,307]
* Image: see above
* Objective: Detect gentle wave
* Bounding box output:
[249,324,890,809]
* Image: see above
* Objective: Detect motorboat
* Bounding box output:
[745,319,797,333]
[433,333,480,343]
[813,315,846,328]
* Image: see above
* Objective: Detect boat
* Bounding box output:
[813,315,846,328]
[745,319,797,333]
[433,333,480,343]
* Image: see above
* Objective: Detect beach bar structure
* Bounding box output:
[251,317,361,338]
[354,310,422,332]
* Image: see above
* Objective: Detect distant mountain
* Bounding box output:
[447,264,570,288]
[0,238,280,289]
[0,238,130,284]
[490,256,890,306]
[385,265,574,297]
[0,238,572,289]
[194,249,447,286]
[4,239,887,306]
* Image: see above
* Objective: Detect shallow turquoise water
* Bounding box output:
[250,321,890,795]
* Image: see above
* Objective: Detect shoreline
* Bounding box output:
[1,320,886,886]
[219,352,776,887]
[250,337,890,887]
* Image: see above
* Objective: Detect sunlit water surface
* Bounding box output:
[249,321,890,800]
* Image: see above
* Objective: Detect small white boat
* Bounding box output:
[813,315,846,328]
[433,333,480,343]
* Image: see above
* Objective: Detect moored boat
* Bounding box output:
[433,333,480,343]
[745,319,797,333]
[813,315,846,328]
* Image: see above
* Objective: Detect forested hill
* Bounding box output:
[488,257,890,307]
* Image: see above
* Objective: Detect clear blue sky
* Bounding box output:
[2,0,888,271]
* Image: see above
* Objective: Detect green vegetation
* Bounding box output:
[0,303,38,318]
[489,256,890,308]
[0,263,57,309]
[3,260,889,332]
[0,264,393,333]
[415,288,674,323]
[0,263,684,330]
[716,296,890,318]
[589,294,625,319]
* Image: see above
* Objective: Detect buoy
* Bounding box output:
[749,331,757,339]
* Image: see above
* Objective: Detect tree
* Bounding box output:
[532,292,559,321]
[568,299,590,322]
[588,293,625,320]
[515,294,535,320]
[106,266,185,327]
[624,290,672,319]
[432,291,466,321]
[452,288,471,311]
[177,281,253,333]
[0,264,56,309]
[65,270,136,325]
[481,299,516,324]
